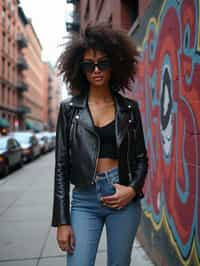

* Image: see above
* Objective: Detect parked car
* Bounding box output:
[37,131,54,152]
[10,131,41,162]
[0,136,24,177]
[49,132,56,149]
[36,133,49,154]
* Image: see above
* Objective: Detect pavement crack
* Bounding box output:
[0,255,66,263]
[36,225,52,266]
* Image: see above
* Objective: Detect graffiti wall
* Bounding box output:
[130,0,200,265]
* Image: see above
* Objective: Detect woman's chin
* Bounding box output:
[91,80,107,87]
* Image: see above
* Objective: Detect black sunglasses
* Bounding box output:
[80,58,111,73]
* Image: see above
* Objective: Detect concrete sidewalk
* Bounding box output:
[0,151,154,266]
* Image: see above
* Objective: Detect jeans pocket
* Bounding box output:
[96,179,116,199]
[109,174,119,185]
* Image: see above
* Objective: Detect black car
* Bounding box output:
[36,131,54,152]
[35,133,49,154]
[0,136,24,177]
[10,131,41,162]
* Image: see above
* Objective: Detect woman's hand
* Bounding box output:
[100,184,136,209]
[57,225,75,253]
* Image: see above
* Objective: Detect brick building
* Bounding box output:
[0,1,60,134]
[66,0,141,33]
[41,62,61,132]
[16,6,30,131]
[22,19,44,132]
[46,63,61,131]
[42,62,49,129]
[0,0,20,134]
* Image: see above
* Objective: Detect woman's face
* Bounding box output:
[82,49,111,88]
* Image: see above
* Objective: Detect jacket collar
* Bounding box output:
[67,90,136,149]
[68,90,135,112]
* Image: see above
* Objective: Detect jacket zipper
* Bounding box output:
[127,131,132,182]
[75,119,100,184]
[92,134,100,184]
[127,108,137,182]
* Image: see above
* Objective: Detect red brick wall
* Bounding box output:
[23,22,43,122]
[42,63,49,124]
[0,0,19,131]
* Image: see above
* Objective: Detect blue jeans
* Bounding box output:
[67,167,141,266]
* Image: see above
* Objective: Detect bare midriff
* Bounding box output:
[96,158,118,173]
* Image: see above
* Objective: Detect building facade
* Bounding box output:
[41,62,61,132]
[0,1,60,134]
[16,6,30,131]
[0,0,20,134]
[79,0,139,32]
[42,62,49,129]
[71,0,200,265]
[22,20,43,132]
[46,63,61,132]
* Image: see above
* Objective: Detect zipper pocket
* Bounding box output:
[127,131,132,182]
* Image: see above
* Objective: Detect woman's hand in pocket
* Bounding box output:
[100,184,136,209]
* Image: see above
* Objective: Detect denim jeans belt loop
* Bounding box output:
[95,174,113,184]
[95,175,103,181]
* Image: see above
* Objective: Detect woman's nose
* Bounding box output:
[94,65,101,72]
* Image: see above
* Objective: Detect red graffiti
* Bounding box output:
[131,0,200,251]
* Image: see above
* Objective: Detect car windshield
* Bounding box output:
[13,134,31,144]
[36,135,43,140]
[0,138,7,149]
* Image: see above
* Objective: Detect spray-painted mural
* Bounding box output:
[131,0,200,265]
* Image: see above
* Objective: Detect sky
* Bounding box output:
[19,0,74,99]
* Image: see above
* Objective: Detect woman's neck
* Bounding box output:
[88,85,113,103]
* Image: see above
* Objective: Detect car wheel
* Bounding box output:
[30,153,34,161]
[18,157,24,168]
[3,161,9,177]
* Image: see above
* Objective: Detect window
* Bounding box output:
[12,66,15,83]
[2,85,5,103]
[8,138,15,149]
[2,8,6,20]
[7,87,10,105]
[13,43,15,58]
[12,90,15,106]
[2,57,5,76]
[84,0,90,19]
[13,139,20,148]
[7,38,10,54]
[2,32,6,49]
[8,62,10,79]
[121,0,139,31]
[108,14,112,25]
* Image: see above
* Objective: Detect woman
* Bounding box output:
[51,24,148,266]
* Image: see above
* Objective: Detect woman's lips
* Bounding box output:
[93,76,103,81]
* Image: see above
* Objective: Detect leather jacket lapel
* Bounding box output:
[78,107,97,135]
[114,93,130,150]
[70,91,97,135]
[69,91,132,145]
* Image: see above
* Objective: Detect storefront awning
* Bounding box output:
[25,119,43,132]
[0,118,10,128]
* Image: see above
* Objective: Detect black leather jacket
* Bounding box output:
[51,91,148,226]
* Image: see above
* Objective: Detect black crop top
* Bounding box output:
[94,120,118,159]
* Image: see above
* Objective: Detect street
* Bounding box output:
[0,151,154,266]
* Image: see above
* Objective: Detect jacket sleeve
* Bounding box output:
[129,102,148,196]
[51,102,71,226]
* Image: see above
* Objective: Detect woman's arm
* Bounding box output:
[128,102,148,196]
[51,102,71,226]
